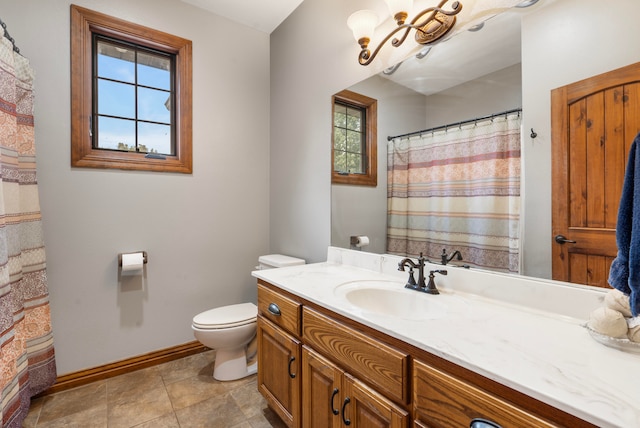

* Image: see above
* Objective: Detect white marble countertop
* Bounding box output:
[252,247,640,428]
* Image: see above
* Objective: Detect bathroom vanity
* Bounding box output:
[252,247,640,428]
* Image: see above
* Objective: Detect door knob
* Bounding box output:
[555,234,577,244]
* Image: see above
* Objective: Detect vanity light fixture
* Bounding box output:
[347,0,463,66]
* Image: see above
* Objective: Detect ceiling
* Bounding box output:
[179,0,304,33]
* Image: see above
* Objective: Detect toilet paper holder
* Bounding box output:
[350,235,369,248]
[118,251,148,267]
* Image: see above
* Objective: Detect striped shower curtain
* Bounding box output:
[387,112,521,273]
[0,27,56,427]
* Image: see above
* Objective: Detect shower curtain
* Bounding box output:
[0,25,56,428]
[387,112,521,273]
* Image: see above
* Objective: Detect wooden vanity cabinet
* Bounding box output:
[302,346,408,428]
[257,280,593,428]
[257,283,302,428]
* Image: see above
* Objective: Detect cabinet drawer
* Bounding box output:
[258,283,301,337]
[413,360,557,428]
[302,306,409,404]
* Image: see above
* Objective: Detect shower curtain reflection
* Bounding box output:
[387,111,522,273]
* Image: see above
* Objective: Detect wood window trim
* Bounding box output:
[332,89,377,187]
[70,5,193,173]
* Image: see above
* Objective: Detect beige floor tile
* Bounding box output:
[245,407,288,428]
[164,373,228,410]
[130,411,180,428]
[107,384,174,428]
[174,392,246,428]
[37,381,106,425]
[107,365,164,400]
[157,350,216,385]
[229,378,269,420]
[23,351,287,428]
[34,404,107,428]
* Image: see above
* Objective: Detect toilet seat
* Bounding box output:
[192,302,257,329]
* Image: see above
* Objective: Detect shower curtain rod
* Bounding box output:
[0,18,20,54]
[387,108,522,141]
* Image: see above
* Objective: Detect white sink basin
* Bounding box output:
[334,280,448,321]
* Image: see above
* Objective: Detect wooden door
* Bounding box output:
[342,373,408,428]
[551,62,640,286]
[301,346,343,428]
[257,317,301,428]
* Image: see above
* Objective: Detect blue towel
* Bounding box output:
[609,132,640,317]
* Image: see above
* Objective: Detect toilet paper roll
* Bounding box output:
[121,252,144,272]
[355,236,369,247]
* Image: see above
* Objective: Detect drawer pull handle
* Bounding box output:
[288,356,296,378]
[330,388,340,415]
[341,397,351,425]
[267,303,281,316]
[470,418,502,428]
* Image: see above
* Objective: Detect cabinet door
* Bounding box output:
[301,346,343,428]
[413,360,556,428]
[343,373,409,428]
[257,316,301,428]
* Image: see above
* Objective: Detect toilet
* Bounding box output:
[192,254,305,381]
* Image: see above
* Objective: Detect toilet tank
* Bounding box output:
[257,254,305,270]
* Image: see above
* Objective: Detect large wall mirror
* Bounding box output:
[331,0,640,283]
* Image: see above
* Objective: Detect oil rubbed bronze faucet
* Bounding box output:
[398,253,430,292]
[441,249,462,265]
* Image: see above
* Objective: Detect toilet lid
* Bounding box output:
[193,302,257,329]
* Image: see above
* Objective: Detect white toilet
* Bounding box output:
[192,254,305,381]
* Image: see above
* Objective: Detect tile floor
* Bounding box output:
[22,350,287,428]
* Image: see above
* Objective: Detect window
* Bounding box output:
[71,5,192,173]
[332,90,377,186]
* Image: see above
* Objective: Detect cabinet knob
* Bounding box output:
[268,303,281,316]
[341,397,351,425]
[330,388,340,415]
[470,418,502,428]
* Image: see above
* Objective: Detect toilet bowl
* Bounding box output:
[192,302,258,381]
[192,254,305,381]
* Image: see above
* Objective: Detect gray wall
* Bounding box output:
[1,0,270,375]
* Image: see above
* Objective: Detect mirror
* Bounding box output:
[331,0,639,281]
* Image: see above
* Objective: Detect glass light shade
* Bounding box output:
[347,10,379,42]
[383,0,413,18]
[469,0,522,16]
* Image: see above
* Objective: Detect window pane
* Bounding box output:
[138,87,171,123]
[98,80,135,118]
[334,105,347,128]
[334,151,346,172]
[97,117,135,151]
[138,51,171,90]
[334,128,346,151]
[139,122,172,155]
[97,41,135,83]
[346,130,363,153]
[347,153,363,174]
[346,107,362,131]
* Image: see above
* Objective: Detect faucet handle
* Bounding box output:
[424,269,447,294]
